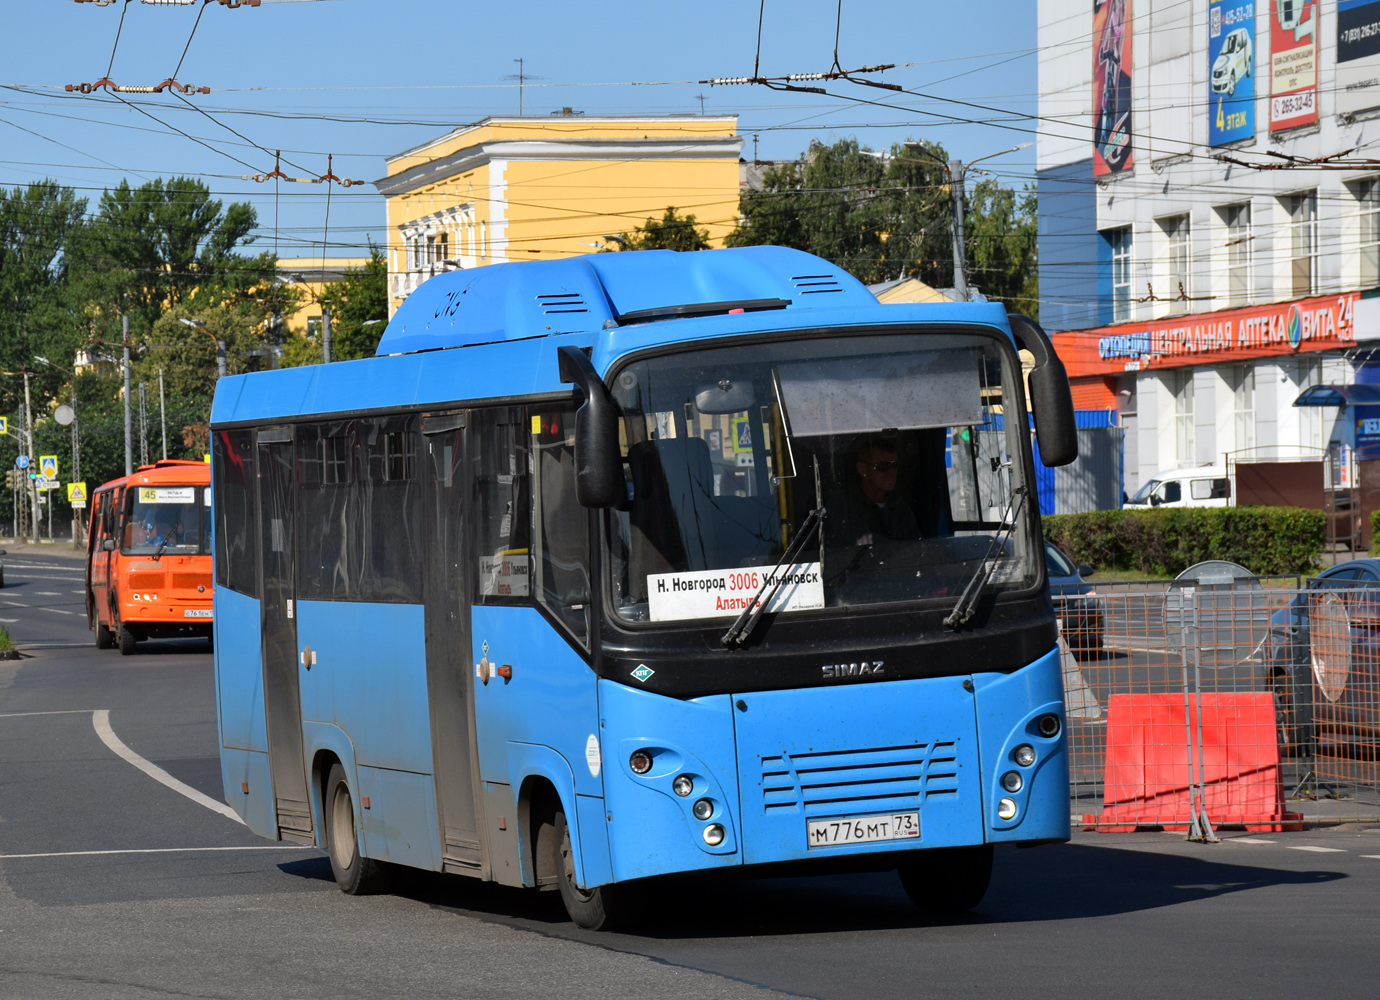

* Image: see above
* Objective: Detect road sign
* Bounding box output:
[39,455,58,479]
[15,455,28,469]
[0,416,6,435]
[71,501,87,509]
[67,481,87,503]
[35,477,58,491]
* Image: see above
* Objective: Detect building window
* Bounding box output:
[1223,202,1252,306]
[1285,191,1318,297]
[1107,226,1133,322]
[1361,178,1380,288]
[437,231,449,263]
[1228,365,1254,455]
[1162,214,1190,309]
[1172,370,1194,465]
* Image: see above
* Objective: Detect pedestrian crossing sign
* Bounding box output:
[0,417,7,435]
[39,455,58,479]
[67,481,87,503]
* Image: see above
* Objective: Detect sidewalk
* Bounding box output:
[0,538,87,563]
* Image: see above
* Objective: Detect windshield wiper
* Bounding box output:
[152,539,169,561]
[721,504,826,647]
[943,485,1027,630]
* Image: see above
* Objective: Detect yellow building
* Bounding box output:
[275,257,370,335]
[374,115,742,315]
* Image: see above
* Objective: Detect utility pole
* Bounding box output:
[122,312,132,476]
[159,368,167,461]
[948,159,970,303]
[322,304,332,365]
[138,383,148,468]
[22,370,39,544]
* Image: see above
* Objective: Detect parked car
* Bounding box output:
[1211,27,1252,96]
[1047,541,1103,659]
[1267,558,1380,757]
[1125,465,1231,509]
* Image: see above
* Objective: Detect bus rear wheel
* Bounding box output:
[897,844,993,914]
[549,807,640,930]
[117,622,138,655]
[325,762,392,895]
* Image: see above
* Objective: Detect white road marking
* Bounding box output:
[1228,838,1276,844]
[92,710,244,825]
[0,618,17,623]
[33,592,60,596]
[0,846,313,859]
[0,710,96,718]
[38,607,78,616]
[4,602,30,607]
[1361,855,1380,860]
[1287,846,1346,853]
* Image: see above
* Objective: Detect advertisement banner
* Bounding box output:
[1051,292,1359,378]
[1338,0,1380,115]
[1271,0,1319,130]
[1093,0,1133,176]
[1209,2,1257,145]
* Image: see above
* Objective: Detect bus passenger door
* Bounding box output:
[422,414,484,874]
[257,430,314,844]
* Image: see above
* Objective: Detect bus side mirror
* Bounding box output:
[102,538,116,551]
[557,345,623,508]
[1008,314,1078,467]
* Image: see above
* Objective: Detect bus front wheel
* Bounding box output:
[325,762,392,895]
[95,618,114,650]
[548,807,640,931]
[897,844,993,914]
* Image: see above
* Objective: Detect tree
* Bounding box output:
[726,138,953,287]
[964,179,1039,318]
[604,207,712,253]
[321,247,389,361]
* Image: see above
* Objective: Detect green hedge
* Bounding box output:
[1043,507,1324,577]
[1371,510,1380,557]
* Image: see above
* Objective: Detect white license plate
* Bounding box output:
[807,811,919,847]
[184,609,213,618]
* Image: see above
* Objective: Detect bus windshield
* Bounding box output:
[606,330,1039,624]
[122,484,210,556]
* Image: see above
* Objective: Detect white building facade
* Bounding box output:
[1038,0,1380,496]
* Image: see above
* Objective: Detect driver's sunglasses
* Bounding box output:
[868,460,899,472]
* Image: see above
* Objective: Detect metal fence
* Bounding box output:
[1061,572,1380,835]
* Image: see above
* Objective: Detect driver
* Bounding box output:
[837,436,920,546]
[143,510,180,547]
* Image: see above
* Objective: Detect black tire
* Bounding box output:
[547,806,640,930]
[1227,72,1236,96]
[325,762,392,895]
[117,621,138,655]
[898,844,994,915]
[95,617,114,650]
[0,567,5,588]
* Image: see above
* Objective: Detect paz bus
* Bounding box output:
[87,459,214,655]
[210,246,1077,929]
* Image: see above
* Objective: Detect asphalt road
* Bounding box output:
[1,543,1378,999]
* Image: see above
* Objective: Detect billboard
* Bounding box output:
[1093,0,1133,176]
[1270,0,1319,130]
[1339,0,1380,115]
[1208,2,1257,145]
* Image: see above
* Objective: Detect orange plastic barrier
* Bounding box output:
[1083,692,1303,832]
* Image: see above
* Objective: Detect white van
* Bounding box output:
[1126,466,1231,508]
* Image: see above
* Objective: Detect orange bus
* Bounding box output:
[86,459,214,654]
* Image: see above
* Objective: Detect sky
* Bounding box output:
[2,0,1041,261]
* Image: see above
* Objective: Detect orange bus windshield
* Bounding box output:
[122,484,211,556]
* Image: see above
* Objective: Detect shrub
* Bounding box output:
[0,626,13,652]
[1043,506,1324,577]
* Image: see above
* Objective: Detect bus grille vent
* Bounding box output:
[791,273,842,295]
[760,740,959,815]
[127,572,166,590]
[172,573,212,590]
[536,292,588,314]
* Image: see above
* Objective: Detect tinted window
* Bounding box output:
[1045,543,1076,578]
[531,406,591,647]
[1161,480,1182,503]
[213,429,257,595]
[471,407,531,602]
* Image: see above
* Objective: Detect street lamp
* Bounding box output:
[902,141,1032,302]
[179,318,228,379]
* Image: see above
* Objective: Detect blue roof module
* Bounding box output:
[374,245,878,355]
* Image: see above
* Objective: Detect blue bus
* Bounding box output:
[211,246,1077,929]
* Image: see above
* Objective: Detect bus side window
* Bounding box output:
[471,407,531,603]
[213,429,258,596]
[531,406,591,648]
[357,416,422,603]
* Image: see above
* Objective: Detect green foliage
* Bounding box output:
[1371,509,1380,556]
[1043,507,1325,577]
[964,179,1039,320]
[605,207,712,253]
[0,625,13,652]
[322,247,389,361]
[727,138,953,287]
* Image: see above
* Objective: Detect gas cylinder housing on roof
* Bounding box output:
[374,246,878,355]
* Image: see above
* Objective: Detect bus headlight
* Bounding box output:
[692,798,713,820]
[1001,771,1023,793]
[1014,744,1036,767]
[702,823,725,846]
[1037,713,1061,738]
[629,750,653,774]
[997,798,1018,820]
[673,775,694,797]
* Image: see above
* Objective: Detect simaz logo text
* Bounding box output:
[821,660,884,679]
